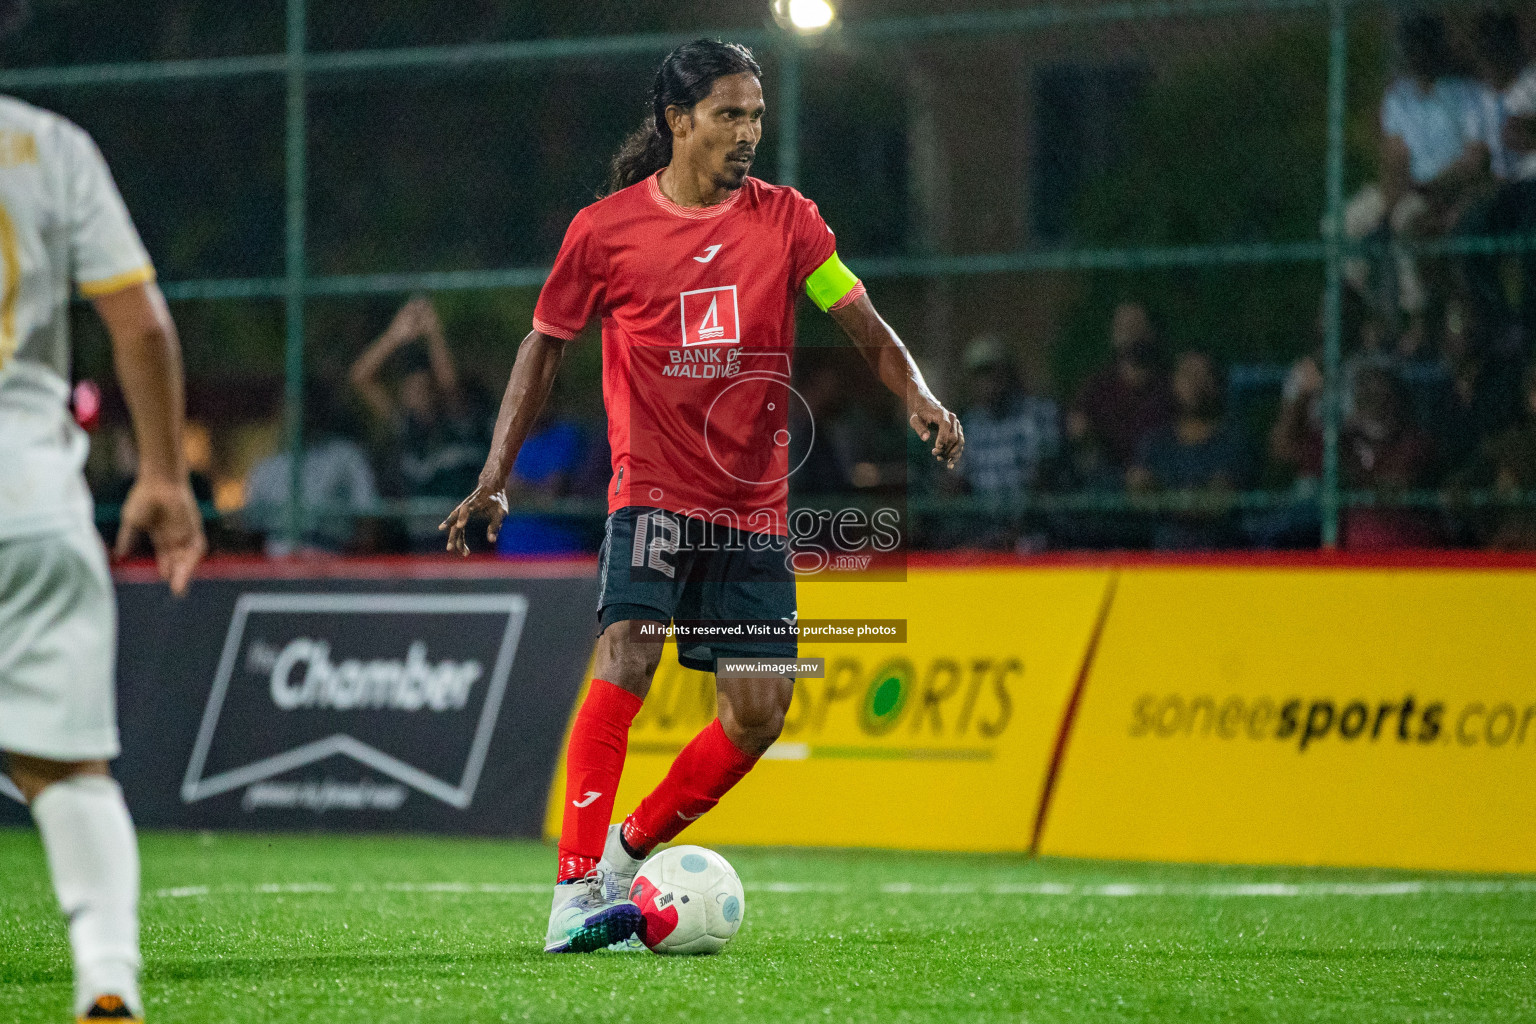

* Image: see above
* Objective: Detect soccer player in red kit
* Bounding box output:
[442,39,963,953]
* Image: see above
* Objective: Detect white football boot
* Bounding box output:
[596,824,648,951]
[543,864,644,954]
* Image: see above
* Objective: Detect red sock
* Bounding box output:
[557,679,643,882]
[621,718,759,857]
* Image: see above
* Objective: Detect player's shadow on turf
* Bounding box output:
[151,947,656,983]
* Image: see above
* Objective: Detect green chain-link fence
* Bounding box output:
[6,0,1533,552]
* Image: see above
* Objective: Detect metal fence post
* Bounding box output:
[777,32,800,188]
[1320,0,1348,549]
[283,0,308,549]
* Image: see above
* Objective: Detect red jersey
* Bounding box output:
[533,171,863,536]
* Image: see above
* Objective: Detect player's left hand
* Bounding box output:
[909,395,964,469]
[115,476,206,596]
[439,484,509,557]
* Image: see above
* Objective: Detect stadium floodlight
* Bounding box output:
[772,0,836,34]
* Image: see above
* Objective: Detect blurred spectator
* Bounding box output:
[948,334,1061,550]
[1451,364,1536,548]
[243,385,378,557]
[1069,302,1174,469]
[1346,367,1439,551]
[1462,11,1536,347]
[1344,13,1491,354]
[957,335,1062,500]
[350,296,489,550]
[1423,347,1522,480]
[1129,351,1253,549]
[495,407,589,556]
[792,362,859,497]
[1272,364,1439,549]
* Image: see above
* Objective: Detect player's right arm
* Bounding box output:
[441,209,603,555]
[96,281,205,594]
[439,328,567,555]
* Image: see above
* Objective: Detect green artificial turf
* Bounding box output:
[1,828,1533,1023]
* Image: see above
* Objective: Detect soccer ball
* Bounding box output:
[629,845,745,954]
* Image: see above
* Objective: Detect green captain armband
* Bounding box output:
[805,252,861,313]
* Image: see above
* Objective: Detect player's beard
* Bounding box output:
[715,150,753,191]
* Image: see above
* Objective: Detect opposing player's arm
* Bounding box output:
[817,259,963,468]
[94,281,205,593]
[439,328,568,555]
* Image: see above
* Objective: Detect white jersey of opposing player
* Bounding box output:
[0,95,154,541]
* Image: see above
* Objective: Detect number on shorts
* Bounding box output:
[631,511,680,579]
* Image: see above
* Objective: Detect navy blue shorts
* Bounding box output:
[596,506,797,673]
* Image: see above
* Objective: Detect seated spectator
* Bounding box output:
[1453,363,1536,549]
[1424,347,1522,481]
[957,334,1062,501]
[950,334,1061,550]
[350,296,489,550]
[1272,364,1439,549]
[1069,301,1174,470]
[243,386,378,556]
[1462,10,1536,347]
[1344,13,1491,354]
[495,408,589,556]
[1129,350,1253,549]
[791,362,859,497]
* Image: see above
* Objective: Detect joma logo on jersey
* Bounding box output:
[680,285,740,346]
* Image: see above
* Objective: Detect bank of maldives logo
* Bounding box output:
[680,285,739,346]
[181,593,528,810]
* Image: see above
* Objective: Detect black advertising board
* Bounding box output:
[0,563,598,836]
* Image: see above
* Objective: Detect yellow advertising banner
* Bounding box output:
[1039,568,1536,873]
[544,568,1111,851]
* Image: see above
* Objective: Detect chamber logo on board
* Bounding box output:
[181,593,528,810]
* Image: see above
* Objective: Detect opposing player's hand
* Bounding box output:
[909,395,964,469]
[114,476,206,597]
[439,484,509,557]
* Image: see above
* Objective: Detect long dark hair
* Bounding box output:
[604,39,762,196]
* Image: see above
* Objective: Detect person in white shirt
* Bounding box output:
[0,92,204,1022]
[242,385,379,556]
[1344,13,1492,351]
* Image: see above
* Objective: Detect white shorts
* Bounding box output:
[0,527,119,761]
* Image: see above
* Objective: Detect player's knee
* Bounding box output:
[5,754,110,803]
[720,681,792,755]
[593,622,663,699]
[721,716,782,756]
